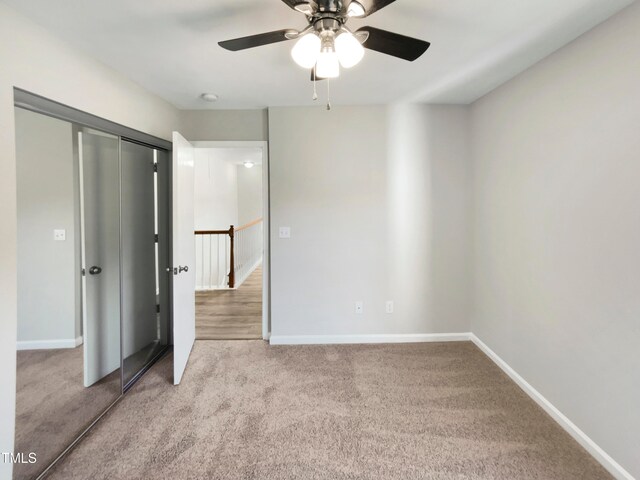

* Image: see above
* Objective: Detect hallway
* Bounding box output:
[195,266,262,339]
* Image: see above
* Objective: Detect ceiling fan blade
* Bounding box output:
[356,26,430,61]
[218,29,293,51]
[348,0,397,17]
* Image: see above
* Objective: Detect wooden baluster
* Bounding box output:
[228,225,235,289]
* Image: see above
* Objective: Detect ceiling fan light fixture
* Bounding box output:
[315,32,340,78]
[335,31,365,68]
[316,49,340,78]
[291,33,321,69]
[347,1,366,17]
[218,0,431,92]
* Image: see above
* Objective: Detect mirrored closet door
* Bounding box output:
[79,129,122,389]
[120,141,171,388]
[14,104,171,480]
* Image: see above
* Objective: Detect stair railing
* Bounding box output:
[194,217,262,290]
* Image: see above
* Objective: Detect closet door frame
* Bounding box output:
[14,88,174,480]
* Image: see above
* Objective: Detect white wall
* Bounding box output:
[15,108,80,346]
[0,4,181,478]
[194,149,238,230]
[181,109,268,142]
[470,3,640,477]
[268,105,471,340]
[237,164,263,226]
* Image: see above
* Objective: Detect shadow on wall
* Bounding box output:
[386,104,472,333]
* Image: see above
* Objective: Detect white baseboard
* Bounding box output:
[17,336,83,351]
[470,334,633,480]
[269,332,471,345]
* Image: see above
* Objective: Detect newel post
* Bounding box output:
[228,225,235,288]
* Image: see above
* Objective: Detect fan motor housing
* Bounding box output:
[316,0,344,14]
[313,17,343,34]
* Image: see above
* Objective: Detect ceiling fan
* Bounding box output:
[218,0,431,80]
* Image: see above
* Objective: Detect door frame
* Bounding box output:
[191,140,271,340]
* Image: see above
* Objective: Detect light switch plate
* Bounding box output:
[53,229,66,241]
[279,227,291,239]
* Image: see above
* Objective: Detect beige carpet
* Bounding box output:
[47,341,611,479]
[15,347,120,480]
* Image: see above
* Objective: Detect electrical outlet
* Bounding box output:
[279,226,291,239]
[53,229,66,241]
[355,301,363,314]
[385,300,394,314]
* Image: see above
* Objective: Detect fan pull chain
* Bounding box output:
[326,78,332,111]
[312,66,318,101]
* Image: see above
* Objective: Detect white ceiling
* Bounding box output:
[3,0,633,109]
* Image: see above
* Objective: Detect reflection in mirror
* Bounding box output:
[14,109,122,480]
[79,128,122,389]
[120,141,170,387]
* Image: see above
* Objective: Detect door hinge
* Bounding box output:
[153,163,158,172]
[156,304,160,313]
[154,234,159,243]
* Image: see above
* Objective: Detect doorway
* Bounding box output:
[191,141,269,340]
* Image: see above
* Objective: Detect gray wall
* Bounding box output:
[180,109,268,141]
[237,164,263,225]
[15,108,80,345]
[470,3,640,477]
[268,105,471,338]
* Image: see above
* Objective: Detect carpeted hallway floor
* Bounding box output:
[47,341,611,479]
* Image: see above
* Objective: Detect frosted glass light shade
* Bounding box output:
[347,1,365,17]
[335,32,364,68]
[291,33,321,69]
[316,50,340,78]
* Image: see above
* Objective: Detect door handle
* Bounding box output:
[170,266,189,275]
[89,266,102,275]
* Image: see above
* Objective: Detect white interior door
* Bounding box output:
[172,132,196,385]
